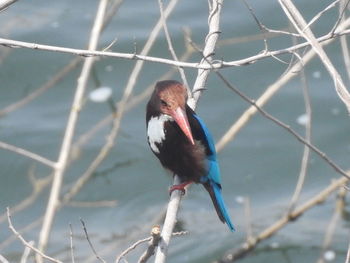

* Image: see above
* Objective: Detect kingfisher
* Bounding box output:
[146,80,235,231]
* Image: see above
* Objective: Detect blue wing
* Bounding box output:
[193,114,235,232]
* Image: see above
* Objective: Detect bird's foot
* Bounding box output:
[169,181,193,196]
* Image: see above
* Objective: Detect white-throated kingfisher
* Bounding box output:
[146,80,235,231]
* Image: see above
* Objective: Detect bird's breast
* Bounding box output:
[147,114,173,153]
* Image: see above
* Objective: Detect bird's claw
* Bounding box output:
[169,181,193,196]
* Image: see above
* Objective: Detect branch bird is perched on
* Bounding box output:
[146,80,235,231]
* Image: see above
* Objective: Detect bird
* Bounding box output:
[146,80,235,231]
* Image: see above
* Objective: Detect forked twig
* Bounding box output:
[138,225,161,263]
[279,0,350,113]
[6,208,62,263]
[20,240,34,263]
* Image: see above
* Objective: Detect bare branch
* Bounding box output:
[216,175,349,262]
[6,208,63,263]
[188,0,223,109]
[305,0,340,30]
[137,225,161,263]
[216,15,350,152]
[116,235,154,263]
[216,70,350,180]
[0,255,9,263]
[154,175,183,263]
[157,0,189,91]
[155,1,224,262]
[62,0,180,207]
[286,36,312,214]
[241,0,268,51]
[330,0,350,35]
[0,141,56,168]
[20,240,34,263]
[279,0,350,113]
[1,23,350,70]
[0,0,20,12]
[115,228,161,263]
[80,219,106,263]
[37,0,109,258]
[0,216,42,250]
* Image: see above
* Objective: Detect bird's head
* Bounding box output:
[152,80,195,145]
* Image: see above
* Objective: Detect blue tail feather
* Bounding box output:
[212,181,235,232]
[194,114,235,232]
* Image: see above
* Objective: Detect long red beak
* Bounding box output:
[171,107,195,145]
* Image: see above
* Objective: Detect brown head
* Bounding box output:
[149,80,194,145]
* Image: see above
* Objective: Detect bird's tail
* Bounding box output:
[204,181,235,232]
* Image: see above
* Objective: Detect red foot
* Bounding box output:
[169,181,193,196]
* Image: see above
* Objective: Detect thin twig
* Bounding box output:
[330,0,350,35]
[6,208,63,263]
[157,0,189,91]
[279,0,350,113]
[215,15,350,152]
[0,216,43,250]
[215,70,350,181]
[0,141,56,168]
[1,24,350,70]
[115,237,152,263]
[241,0,268,52]
[80,219,106,263]
[20,240,34,263]
[286,35,312,214]
[304,0,340,30]
[137,225,161,263]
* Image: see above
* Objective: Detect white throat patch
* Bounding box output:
[147,115,173,153]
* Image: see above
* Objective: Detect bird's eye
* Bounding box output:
[160,99,168,106]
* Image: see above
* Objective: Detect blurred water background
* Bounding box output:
[0,0,350,262]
